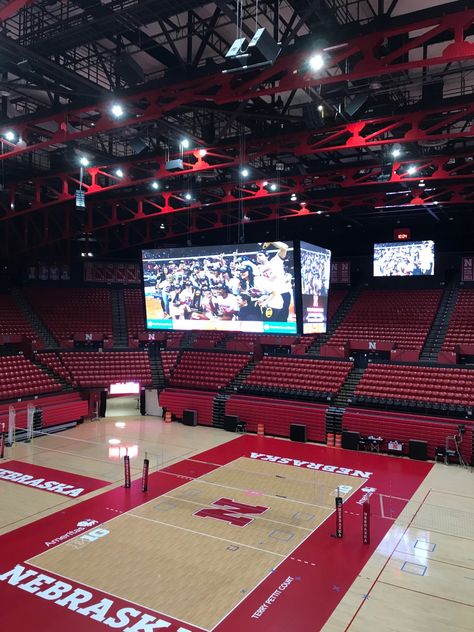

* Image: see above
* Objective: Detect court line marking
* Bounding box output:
[126,511,287,557]
[26,560,209,632]
[209,486,343,632]
[408,525,474,542]
[173,476,336,511]
[377,580,474,609]
[392,548,474,572]
[344,487,433,631]
[428,489,474,501]
[134,493,318,532]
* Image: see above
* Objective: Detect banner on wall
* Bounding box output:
[462,256,474,282]
[83,262,141,284]
[331,260,351,284]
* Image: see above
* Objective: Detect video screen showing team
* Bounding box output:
[144,242,295,323]
[374,241,434,277]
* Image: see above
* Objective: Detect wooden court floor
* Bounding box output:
[0,398,473,631]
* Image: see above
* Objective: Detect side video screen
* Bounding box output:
[300,241,331,334]
[374,240,435,277]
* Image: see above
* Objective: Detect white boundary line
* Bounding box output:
[26,560,208,632]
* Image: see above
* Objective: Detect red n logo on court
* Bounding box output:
[194,497,269,527]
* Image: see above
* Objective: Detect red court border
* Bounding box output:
[0,436,432,631]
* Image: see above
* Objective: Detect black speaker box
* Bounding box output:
[408,439,428,461]
[224,415,238,432]
[183,410,197,426]
[290,424,307,442]
[342,430,360,450]
[248,28,280,65]
[346,93,369,117]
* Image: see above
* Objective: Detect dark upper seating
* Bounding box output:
[0,294,37,339]
[329,289,441,350]
[25,287,113,342]
[442,289,474,350]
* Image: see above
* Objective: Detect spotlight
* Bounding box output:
[110,103,124,118]
[115,168,124,178]
[241,168,249,178]
[79,156,90,167]
[407,165,417,175]
[185,192,192,201]
[419,180,426,187]
[317,210,322,214]
[198,148,207,157]
[180,138,190,149]
[4,130,15,142]
[290,193,297,201]
[151,181,159,190]
[391,144,402,158]
[309,53,324,72]
[262,180,269,187]
[269,183,277,191]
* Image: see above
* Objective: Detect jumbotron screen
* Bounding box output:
[300,241,331,334]
[373,240,435,277]
[141,242,297,334]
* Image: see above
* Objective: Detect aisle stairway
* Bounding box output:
[307,285,362,355]
[111,287,128,347]
[147,345,165,390]
[420,281,459,362]
[11,288,57,348]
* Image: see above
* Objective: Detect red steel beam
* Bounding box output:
[0,0,34,21]
[3,101,474,220]
[1,8,473,160]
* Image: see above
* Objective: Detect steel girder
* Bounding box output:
[4,156,474,256]
[2,98,474,220]
[1,8,473,161]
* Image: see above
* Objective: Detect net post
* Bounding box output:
[124,448,131,489]
[6,406,15,447]
[362,498,371,544]
[25,405,35,443]
[142,451,150,492]
[0,422,5,458]
[335,487,343,538]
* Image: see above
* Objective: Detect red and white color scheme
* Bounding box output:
[0,436,432,631]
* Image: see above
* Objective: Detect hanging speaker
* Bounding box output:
[345,93,369,118]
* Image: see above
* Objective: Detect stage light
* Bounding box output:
[317,104,324,112]
[185,192,192,201]
[180,138,190,149]
[241,168,249,177]
[309,53,324,72]
[198,148,207,157]
[111,103,124,118]
[115,168,124,178]
[79,156,90,167]
[290,193,297,201]
[419,180,426,187]
[4,130,15,142]
[269,183,277,191]
[317,210,322,214]
[262,180,269,187]
[151,181,159,190]
[391,145,402,158]
[407,165,417,175]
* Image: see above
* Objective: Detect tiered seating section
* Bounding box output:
[160,389,215,426]
[36,351,73,383]
[0,355,61,400]
[241,357,352,399]
[355,363,474,411]
[327,288,349,321]
[226,394,328,442]
[343,408,473,462]
[60,351,152,388]
[329,289,441,350]
[160,350,180,381]
[442,289,474,350]
[25,287,113,343]
[124,288,146,340]
[0,392,88,432]
[170,351,251,390]
[0,294,37,339]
